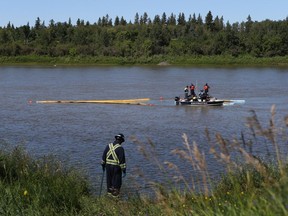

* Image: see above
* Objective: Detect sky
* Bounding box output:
[1,0,287,27]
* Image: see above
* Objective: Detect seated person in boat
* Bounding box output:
[199,90,209,101]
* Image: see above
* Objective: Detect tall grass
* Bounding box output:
[130,105,288,215]
[0,144,90,215]
[0,106,287,215]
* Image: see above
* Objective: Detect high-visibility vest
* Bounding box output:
[106,143,126,169]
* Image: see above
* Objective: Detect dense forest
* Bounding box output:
[1,11,288,59]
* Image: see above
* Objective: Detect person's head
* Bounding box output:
[115,133,125,143]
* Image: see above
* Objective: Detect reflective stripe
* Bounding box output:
[106,143,121,166]
[120,163,126,169]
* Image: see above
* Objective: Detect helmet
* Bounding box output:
[115,133,125,142]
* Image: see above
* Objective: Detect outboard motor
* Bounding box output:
[175,96,180,105]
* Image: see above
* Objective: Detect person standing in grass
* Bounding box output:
[101,133,126,197]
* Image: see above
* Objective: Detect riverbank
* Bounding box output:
[1,110,288,215]
[1,55,288,67]
[0,142,287,215]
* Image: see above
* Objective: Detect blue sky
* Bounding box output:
[1,0,287,27]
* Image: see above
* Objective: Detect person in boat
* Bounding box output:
[101,133,126,197]
[184,86,189,99]
[189,83,196,97]
[204,83,210,94]
[199,90,208,101]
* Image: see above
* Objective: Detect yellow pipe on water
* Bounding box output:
[36,98,150,104]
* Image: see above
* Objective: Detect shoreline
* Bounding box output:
[1,55,288,67]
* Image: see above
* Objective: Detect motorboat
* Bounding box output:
[175,93,224,106]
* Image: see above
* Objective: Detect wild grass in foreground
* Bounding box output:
[0,144,90,215]
[129,105,288,215]
[0,105,288,215]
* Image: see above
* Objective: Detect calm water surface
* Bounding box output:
[1,66,288,193]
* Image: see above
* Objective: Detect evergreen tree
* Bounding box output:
[35,17,41,30]
[177,13,186,25]
[134,13,139,25]
[76,19,81,26]
[245,15,253,33]
[97,18,101,26]
[0,11,287,58]
[114,16,120,26]
[214,16,224,32]
[197,14,203,25]
[143,12,148,24]
[22,23,30,44]
[205,11,214,31]
[120,16,127,25]
[167,13,176,25]
[161,12,167,25]
[153,15,161,25]
[68,18,72,27]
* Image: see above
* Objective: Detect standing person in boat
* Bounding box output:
[204,83,210,94]
[190,83,196,97]
[101,133,126,197]
[184,86,189,99]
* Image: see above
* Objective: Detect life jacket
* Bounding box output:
[106,143,126,169]
[204,85,208,90]
[190,85,195,90]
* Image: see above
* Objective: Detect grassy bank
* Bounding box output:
[0,144,90,215]
[1,146,288,215]
[1,55,288,67]
[1,108,288,215]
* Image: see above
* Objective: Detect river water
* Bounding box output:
[1,66,288,194]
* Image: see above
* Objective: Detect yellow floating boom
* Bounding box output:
[36,98,150,105]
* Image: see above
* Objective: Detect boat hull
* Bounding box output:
[178,100,224,106]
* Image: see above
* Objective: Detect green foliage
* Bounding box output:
[0,145,89,215]
[1,12,288,65]
[1,54,288,66]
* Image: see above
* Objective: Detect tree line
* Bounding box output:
[0,11,288,58]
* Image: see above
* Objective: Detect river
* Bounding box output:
[1,66,288,194]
